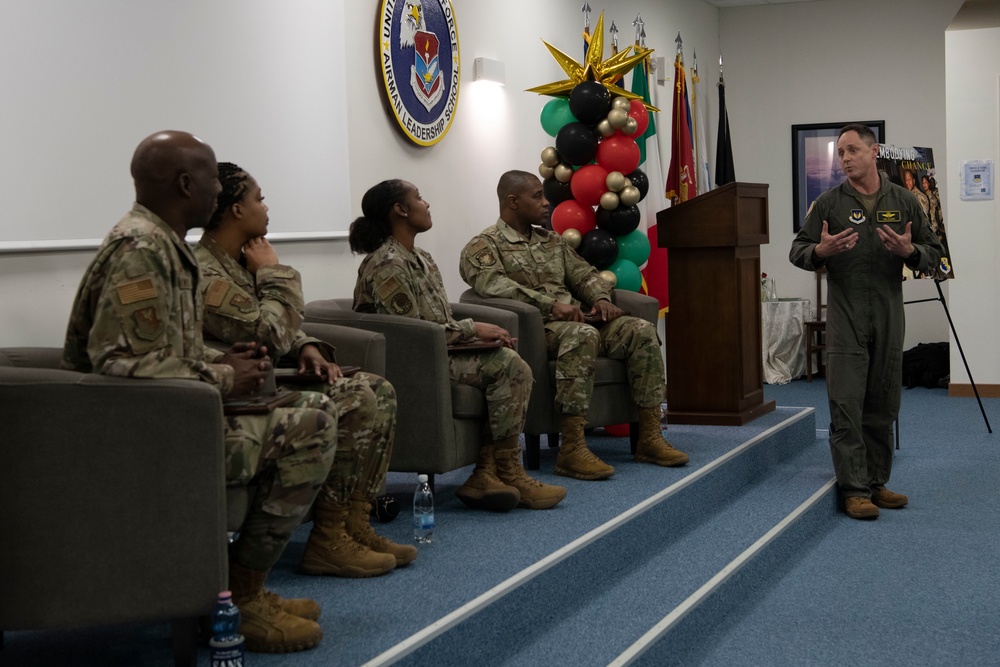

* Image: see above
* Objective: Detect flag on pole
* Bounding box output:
[690,57,711,196]
[715,72,736,186]
[664,51,696,204]
[631,57,670,314]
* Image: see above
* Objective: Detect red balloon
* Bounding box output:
[628,99,650,135]
[570,164,610,208]
[551,199,596,235]
[596,135,641,175]
[604,423,630,437]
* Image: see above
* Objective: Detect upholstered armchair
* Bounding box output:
[304,298,519,485]
[459,289,660,470]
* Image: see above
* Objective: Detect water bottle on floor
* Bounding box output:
[413,474,434,544]
[209,590,245,667]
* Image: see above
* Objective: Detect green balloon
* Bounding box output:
[616,229,651,266]
[608,258,642,292]
[540,98,578,137]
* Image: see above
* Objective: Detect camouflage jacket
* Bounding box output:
[195,234,333,362]
[62,204,234,393]
[353,236,476,345]
[459,218,611,322]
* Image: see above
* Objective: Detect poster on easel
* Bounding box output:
[876,145,954,280]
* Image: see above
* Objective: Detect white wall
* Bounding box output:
[0,0,719,347]
[720,0,965,352]
[945,25,1000,385]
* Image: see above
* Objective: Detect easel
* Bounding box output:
[896,278,992,449]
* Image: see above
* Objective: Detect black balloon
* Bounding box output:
[626,168,649,201]
[569,81,612,125]
[596,205,641,236]
[543,177,574,207]
[556,122,599,166]
[577,228,618,270]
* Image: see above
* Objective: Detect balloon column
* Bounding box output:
[529,13,657,293]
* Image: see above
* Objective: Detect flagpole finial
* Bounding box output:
[640,26,647,48]
[693,48,699,72]
[632,13,644,45]
[582,3,591,31]
[609,20,619,53]
[675,32,683,56]
[719,53,724,82]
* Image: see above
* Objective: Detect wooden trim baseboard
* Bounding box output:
[948,383,1000,398]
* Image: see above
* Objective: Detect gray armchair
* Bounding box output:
[304,298,519,485]
[459,289,660,469]
[0,321,384,666]
[0,347,227,666]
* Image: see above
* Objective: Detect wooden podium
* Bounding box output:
[657,182,776,425]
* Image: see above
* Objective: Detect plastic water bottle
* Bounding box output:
[209,591,245,667]
[413,474,435,543]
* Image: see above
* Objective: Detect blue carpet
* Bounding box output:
[6,379,996,666]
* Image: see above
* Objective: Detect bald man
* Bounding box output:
[460,170,689,481]
[63,131,335,653]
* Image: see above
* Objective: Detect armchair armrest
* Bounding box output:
[301,321,386,376]
[612,289,659,325]
[458,290,547,372]
[450,302,519,337]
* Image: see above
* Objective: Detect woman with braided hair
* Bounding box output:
[196,162,417,579]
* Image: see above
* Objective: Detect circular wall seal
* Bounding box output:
[378,0,460,147]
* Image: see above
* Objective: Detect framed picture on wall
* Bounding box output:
[791,120,885,231]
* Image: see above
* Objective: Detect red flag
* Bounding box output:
[665,53,696,204]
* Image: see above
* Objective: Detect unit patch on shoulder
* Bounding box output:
[132,306,164,341]
[227,292,256,314]
[376,276,401,301]
[204,280,230,308]
[389,291,413,315]
[475,249,496,266]
[876,210,901,223]
[116,277,158,305]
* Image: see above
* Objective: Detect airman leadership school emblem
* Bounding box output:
[379,0,460,146]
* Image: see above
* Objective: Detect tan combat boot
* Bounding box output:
[299,495,396,578]
[455,445,521,512]
[492,436,567,509]
[634,407,689,467]
[228,561,323,653]
[555,415,614,480]
[346,491,418,566]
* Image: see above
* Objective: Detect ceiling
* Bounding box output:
[703,0,825,6]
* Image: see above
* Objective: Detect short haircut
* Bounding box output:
[497,170,538,204]
[839,124,877,146]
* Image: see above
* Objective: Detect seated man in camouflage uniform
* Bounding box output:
[350,179,565,511]
[196,162,415,577]
[459,170,689,481]
[62,131,335,654]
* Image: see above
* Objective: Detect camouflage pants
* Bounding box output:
[306,372,397,503]
[545,315,664,416]
[225,390,337,571]
[449,346,531,441]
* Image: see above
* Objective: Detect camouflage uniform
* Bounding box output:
[63,205,337,571]
[460,218,664,415]
[196,234,397,502]
[354,236,530,440]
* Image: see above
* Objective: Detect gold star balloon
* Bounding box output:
[527,13,659,112]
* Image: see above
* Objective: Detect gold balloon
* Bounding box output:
[554,163,574,183]
[612,96,631,111]
[562,228,582,249]
[608,108,628,129]
[596,119,615,138]
[598,270,618,287]
[539,163,555,179]
[606,171,626,192]
[541,146,560,167]
[600,191,620,210]
[622,117,638,135]
[620,185,641,206]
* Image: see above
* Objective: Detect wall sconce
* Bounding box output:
[473,57,505,85]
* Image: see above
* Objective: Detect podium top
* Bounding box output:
[657,182,770,248]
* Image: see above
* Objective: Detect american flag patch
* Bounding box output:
[116,277,157,305]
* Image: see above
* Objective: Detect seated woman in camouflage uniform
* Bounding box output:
[349,179,565,512]
[196,162,415,578]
